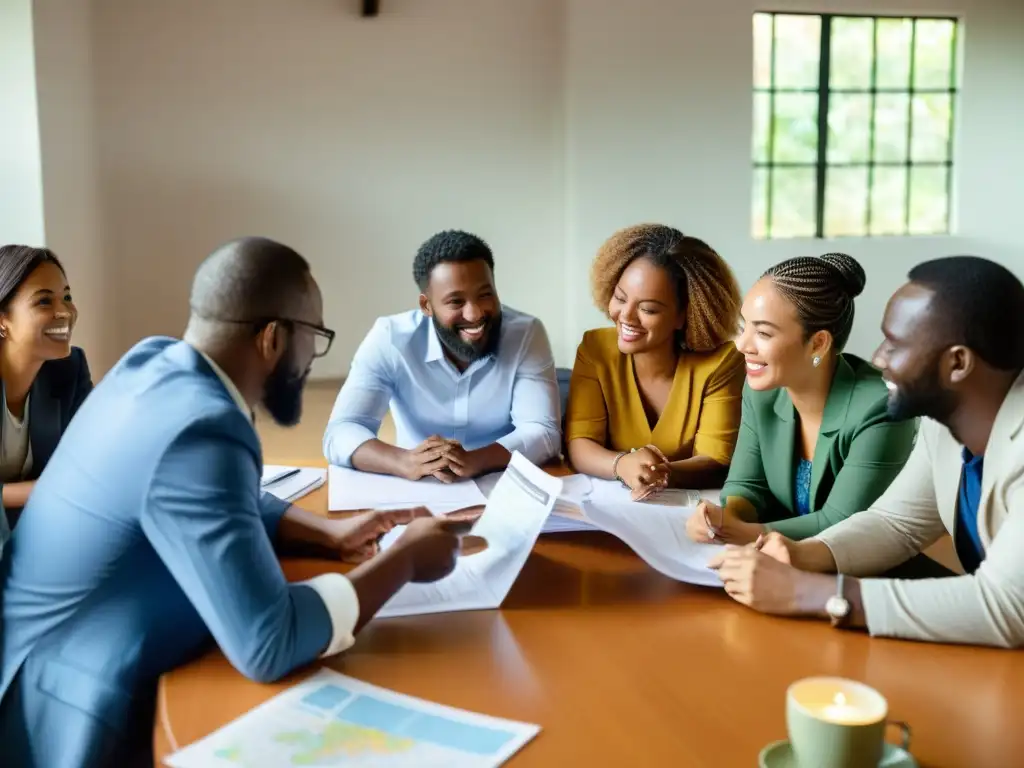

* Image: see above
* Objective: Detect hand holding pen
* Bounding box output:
[686,499,724,543]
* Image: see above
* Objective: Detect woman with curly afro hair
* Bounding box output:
[565,224,745,497]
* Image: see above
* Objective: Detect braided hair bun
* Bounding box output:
[761,253,866,352]
[819,252,866,298]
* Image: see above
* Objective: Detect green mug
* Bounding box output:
[786,677,911,768]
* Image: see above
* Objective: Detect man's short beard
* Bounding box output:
[887,355,957,424]
[433,310,502,364]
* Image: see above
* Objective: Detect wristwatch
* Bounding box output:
[825,573,851,628]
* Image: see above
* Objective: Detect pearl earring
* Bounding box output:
[812,355,821,368]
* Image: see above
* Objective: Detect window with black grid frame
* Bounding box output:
[752,13,960,239]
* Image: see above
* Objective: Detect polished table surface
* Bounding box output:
[156,476,1024,767]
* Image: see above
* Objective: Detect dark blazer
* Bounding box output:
[2,347,93,523]
[719,354,917,540]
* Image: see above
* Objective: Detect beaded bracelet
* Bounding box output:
[612,447,637,488]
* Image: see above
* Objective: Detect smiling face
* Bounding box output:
[735,277,828,391]
[608,257,685,355]
[872,282,958,422]
[420,259,502,365]
[0,260,77,362]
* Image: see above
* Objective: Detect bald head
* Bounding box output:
[185,237,327,427]
[189,237,313,328]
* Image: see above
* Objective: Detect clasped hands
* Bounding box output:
[616,444,672,501]
[707,532,830,617]
[402,435,485,483]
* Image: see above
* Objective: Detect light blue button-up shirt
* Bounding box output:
[323,306,561,467]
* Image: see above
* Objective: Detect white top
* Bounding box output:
[194,345,359,657]
[0,389,33,484]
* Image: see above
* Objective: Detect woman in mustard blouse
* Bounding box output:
[565,225,745,497]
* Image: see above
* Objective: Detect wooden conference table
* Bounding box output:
[156,465,1024,767]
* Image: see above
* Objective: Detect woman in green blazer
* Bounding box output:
[686,253,916,544]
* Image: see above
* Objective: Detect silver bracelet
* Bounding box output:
[612,448,638,487]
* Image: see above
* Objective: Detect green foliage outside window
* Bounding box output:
[753,13,959,239]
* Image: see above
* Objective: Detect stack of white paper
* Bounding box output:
[375,452,562,618]
[324,461,724,588]
[328,465,487,512]
[260,465,326,503]
[166,668,540,768]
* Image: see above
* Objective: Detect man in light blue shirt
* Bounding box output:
[323,230,561,480]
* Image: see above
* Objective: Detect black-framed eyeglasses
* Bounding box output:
[207,314,335,358]
[273,318,335,359]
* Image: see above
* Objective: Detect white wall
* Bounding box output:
[565,0,1024,363]
[32,0,112,371]
[25,0,1024,375]
[89,0,566,378]
[1,0,46,245]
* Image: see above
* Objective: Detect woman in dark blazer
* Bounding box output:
[686,253,916,544]
[0,245,93,547]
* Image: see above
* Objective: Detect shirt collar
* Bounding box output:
[425,316,445,364]
[962,446,984,468]
[195,348,253,423]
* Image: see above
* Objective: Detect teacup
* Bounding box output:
[786,677,910,768]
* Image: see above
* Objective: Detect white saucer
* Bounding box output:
[759,739,918,767]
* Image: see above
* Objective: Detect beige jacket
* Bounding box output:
[816,371,1024,648]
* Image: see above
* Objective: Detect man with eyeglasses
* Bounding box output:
[0,238,478,768]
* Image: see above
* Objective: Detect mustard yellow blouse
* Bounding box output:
[565,328,746,465]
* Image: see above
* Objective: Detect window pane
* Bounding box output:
[908,166,949,234]
[753,92,770,163]
[824,167,869,237]
[875,18,913,89]
[830,17,874,90]
[828,94,872,164]
[870,166,908,235]
[913,19,956,89]
[910,93,952,162]
[873,94,910,163]
[772,93,819,163]
[773,14,821,89]
[753,168,769,239]
[770,167,816,238]
[753,13,774,89]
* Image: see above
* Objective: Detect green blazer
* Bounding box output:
[719,354,917,540]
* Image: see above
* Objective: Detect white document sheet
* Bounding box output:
[587,477,704,508]
[581,496,725,587]
[260,466,326,503]
[328,465,487,512]
[165,668,540,768]
[474,472,599,534]
[375,453,562,618]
